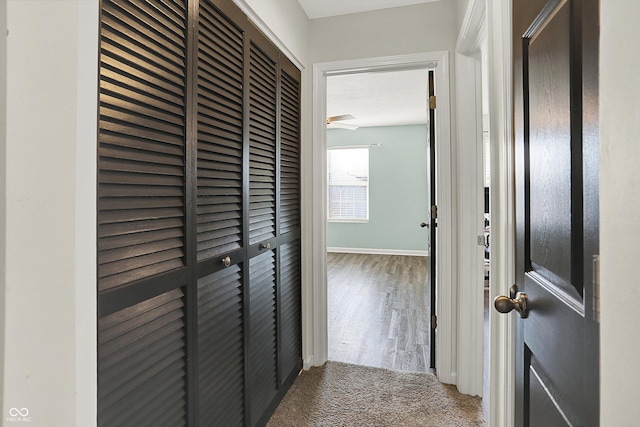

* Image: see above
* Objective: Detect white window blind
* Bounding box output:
[327,147,369,221]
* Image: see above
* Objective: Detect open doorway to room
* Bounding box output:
[309,50,454,389]
[325,69,433,373]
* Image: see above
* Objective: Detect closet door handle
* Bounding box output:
[222,256,231,268]
[260,243,271,251]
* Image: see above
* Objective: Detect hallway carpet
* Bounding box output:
[267,361,485,426]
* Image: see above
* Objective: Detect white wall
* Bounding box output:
[241,0,309,66]
[2,1,98,426]
[326,126,430,254]
[600,1,640,425]
[310,2,457,63]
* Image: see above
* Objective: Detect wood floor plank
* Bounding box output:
[327,252,431,373]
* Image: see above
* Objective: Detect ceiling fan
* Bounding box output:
[327,114,359,130]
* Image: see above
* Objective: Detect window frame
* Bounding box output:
[326,145,370,223]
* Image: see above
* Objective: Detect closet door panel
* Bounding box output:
[97,2,189,426]
[277,59,302,388]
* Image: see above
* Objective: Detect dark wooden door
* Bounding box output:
[427,70,437,369]
[510,0,599,425]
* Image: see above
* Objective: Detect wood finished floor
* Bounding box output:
[327,252,431,373]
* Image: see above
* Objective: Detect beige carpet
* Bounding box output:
[267,361,485,427]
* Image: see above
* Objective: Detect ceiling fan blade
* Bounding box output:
[326,114,356,124]
[327,122,359,130]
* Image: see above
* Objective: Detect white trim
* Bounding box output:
[454,52,484,396]
[454,0,488,398]
[231,0,305,70]
[307,64,329,369]
[487,0,516,426]
[456,0,487,55]
[308,52,455,385]
[327,247,429,257]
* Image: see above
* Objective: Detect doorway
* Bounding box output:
[306,51,454,383]
[324,68,432,372]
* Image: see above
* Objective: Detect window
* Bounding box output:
[327,146,369,221]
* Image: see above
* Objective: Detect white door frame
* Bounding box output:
[486,0,516,425]
[454,0,486,397]
[456,0,516,421]
[304,51,456,383]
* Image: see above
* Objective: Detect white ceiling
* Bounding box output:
[327,69,429,128]
[297,0,440,20]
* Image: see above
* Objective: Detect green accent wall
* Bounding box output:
[327,125,429,252]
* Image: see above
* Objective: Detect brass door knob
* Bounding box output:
[494,292,528,318]
[420,222,429,228]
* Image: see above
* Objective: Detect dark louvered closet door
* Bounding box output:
[246,29,281,426]
[277,61,303,386]
[97,1,188,426]
[195,2,249,426]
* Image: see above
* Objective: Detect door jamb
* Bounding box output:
[306,51,455,383]
[455,0,486,397]
[486,0,516,425]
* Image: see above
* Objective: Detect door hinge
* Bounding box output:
[593,255,600,323]
[431,314,437,329]
[431,205,438,220]
[429,95,437,109]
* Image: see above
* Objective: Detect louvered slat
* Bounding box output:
[279,241,302,380]
[197,265,245,426]
[249,250,278,423]
[279,69,301,235]
[249,43,277,245]
[98,289,187,427]
[197,1,244,260]
[98,0,187,292]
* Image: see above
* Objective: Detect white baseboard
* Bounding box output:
[327,247,429,257]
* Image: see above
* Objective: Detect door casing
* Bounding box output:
[307,51,454,382]
[455,0,487,398]
[485,0,517,426]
